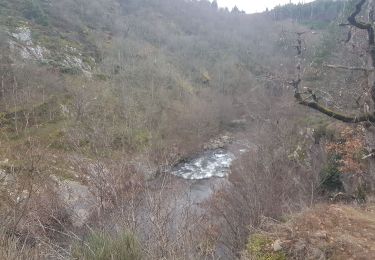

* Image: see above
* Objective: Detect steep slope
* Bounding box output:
[2,0,372,259]
[244,202,375,259]
[0,0,307,161]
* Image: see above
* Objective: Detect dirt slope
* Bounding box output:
[244,202,375,260]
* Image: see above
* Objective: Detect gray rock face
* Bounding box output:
[9,26,93,74]
[11,27,33,44]
[273,239,283,251]
[314,231,328,239]
[309,248,326,260]
[229,119,247,129]
[10,27,48,61]
[55,178,96,227]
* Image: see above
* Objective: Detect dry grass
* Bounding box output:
[244,202,375,260]
[0,231,42,260]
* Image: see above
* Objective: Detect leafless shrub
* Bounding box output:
[207,118,324,257]
[0,230,42,260]
[72,154,207,259]
[70,156,144,225]
[136,174,208,259]
[0,139,73,259]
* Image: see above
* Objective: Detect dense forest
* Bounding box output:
[1,0,375,259]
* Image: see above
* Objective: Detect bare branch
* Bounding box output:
[348,0,372,32]
[324,64,374,72]
[295,93,375,123]
[348,0,375,66]
[344,30,352,43]
[293,0,375,118]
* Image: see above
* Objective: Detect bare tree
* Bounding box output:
[294,0,375,123]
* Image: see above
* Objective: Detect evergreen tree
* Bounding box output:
[211,0,218,10]
[231,5,239,13]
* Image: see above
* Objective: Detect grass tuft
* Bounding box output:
[73,230,142,260]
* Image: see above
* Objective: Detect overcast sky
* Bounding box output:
[216,0,314,13]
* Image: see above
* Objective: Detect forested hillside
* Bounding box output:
[1,0,375,259]
[0,0,285,154]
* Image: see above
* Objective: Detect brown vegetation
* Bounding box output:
[0,0,375,259]
[244,202,375,259]
[293,0,375,123]
[206,107,325,258]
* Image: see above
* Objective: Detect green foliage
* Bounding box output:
[301,20,330,30]
[247,234,286,260]
[112,128,151,151]
[211,0,218,10]
[59,66,81,75]
[312,25,339,65]
[134,129,151,147]
[355,184,367,203]
[339,0,357,22]
[0,0,367,258]
[319,156,343,193]
[48,129,69,150]
[73,231,142,260]
[0,112,9,126]
[313,124,336,144]
[34,33,81,52]
[0,231,41,260]
[1,16,27,29]
[272,0,346,23]
[94,74,110,81]
[23,0,48,26]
